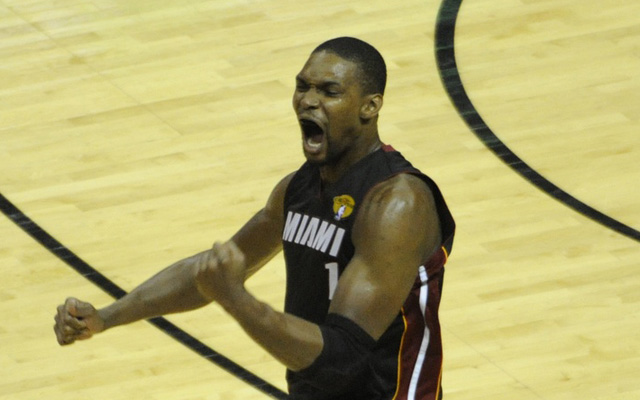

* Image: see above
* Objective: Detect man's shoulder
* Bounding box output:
[367,173,433,205]
[355,173,435,234]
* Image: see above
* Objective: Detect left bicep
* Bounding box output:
[327,174,441,339]
[231,172,294,280]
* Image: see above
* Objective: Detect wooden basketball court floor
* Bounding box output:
[1,0,638,399]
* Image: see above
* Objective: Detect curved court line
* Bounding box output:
[435,0,640,243]
[0,192,288,399]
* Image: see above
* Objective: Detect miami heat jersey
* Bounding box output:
[282,145,455,400]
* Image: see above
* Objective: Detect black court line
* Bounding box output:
[434,0,640,243]
[0,192,289,399]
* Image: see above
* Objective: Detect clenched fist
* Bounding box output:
[54,297,105,345]
[194,241,247,308]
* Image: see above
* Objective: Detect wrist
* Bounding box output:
[218,285,253,316]
[98,299,133,331]
[96,306,115,331]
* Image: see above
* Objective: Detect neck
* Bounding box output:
[319,137,382,185]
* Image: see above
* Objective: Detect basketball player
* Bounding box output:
[54,37,455,400]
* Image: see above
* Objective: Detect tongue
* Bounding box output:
[309,132,323,144]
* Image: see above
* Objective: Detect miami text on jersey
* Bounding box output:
[282,211,346,257]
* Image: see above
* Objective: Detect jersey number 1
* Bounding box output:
[325,262,339,300]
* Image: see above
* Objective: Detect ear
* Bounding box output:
[360,94,383,120]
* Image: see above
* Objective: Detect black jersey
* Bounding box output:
[282,145,455,400]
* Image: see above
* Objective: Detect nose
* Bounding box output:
[299,89,320,109]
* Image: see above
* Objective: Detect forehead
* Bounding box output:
[297,51,360,86]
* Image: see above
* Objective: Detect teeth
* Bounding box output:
[306,137,322,149]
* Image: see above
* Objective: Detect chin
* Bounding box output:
[304,154,327,166]
[302,148,328,164]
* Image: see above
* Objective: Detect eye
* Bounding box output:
[323,87,342,97]
[295,80,309,92]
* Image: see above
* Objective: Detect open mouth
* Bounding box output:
[300,119,325,151]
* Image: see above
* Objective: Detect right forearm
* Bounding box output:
[98,253,211,330]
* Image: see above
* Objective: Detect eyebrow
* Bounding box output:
[296,76,342,89]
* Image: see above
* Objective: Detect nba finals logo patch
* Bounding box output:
[333,195,355,221]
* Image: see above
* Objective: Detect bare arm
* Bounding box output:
[230,172,291,279]
[54,173,292,345]
[98,252,213,330]
[329,173,442,338]
[192,172,324,371]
